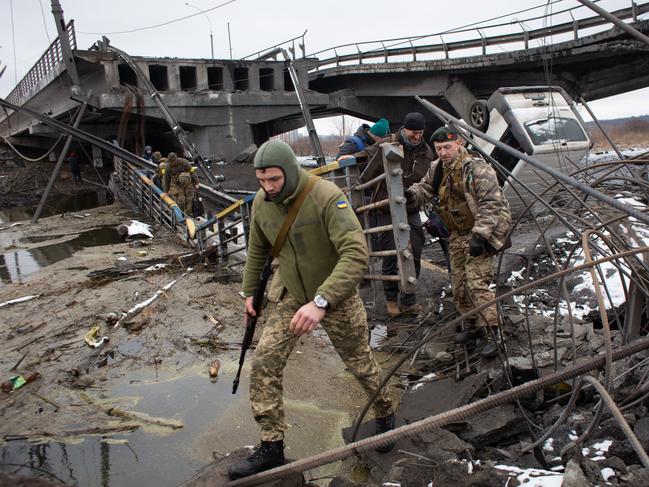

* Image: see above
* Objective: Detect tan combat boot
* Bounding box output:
[386,300,400,317]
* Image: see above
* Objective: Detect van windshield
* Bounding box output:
[524,117,588,146]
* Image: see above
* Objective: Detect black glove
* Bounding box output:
[404,189,415,207]
[469,235,486,257]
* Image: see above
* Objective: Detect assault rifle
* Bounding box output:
[232,256,273,394]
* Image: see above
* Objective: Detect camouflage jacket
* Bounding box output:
[163,157,199,190]
[409,147,512,250]
[242,168,368,308]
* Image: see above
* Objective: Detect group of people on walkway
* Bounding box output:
[228,112,512,480]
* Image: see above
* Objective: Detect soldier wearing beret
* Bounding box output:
[407,127,511,357]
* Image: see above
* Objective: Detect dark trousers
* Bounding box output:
[372,211,424,305]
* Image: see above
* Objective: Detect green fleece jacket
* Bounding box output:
[242,168,369,307]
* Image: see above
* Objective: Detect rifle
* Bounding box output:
[232,255,273,394]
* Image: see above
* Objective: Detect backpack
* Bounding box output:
[349,135,367,152]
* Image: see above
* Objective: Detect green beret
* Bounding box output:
[430,126,460,143]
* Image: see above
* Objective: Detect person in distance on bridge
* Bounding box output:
[335,118,390,159]
[142,145,153,162]
[406,126,511,358]
[228,140,395,480]
[163,152,199,215]
[341,112,433,317]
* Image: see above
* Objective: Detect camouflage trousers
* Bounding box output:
[449,232,498,327]
[250,292,393,442]
[168,185,194,215]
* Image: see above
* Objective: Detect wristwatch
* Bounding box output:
[313,294,328,309]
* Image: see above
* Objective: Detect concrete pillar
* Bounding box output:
[136,61,150,89]
[222,65,234,91]
[196,65,208,90]
[168,65,180,91]
[104,62,120,90]
[248,64,260,91]
[445,77,478,122]
[192,123,255,162]
[273,67,283,92]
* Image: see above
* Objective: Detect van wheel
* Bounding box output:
[469,100,489,131]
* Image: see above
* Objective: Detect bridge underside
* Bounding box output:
[0,53,328,162]
[310,20,649,129]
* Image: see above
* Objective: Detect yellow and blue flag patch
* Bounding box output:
[336,200,348,209]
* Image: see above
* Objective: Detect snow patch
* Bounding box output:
[495,465,563,487]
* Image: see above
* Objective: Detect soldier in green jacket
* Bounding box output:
[228,140,395,480]
[407,127,511,358]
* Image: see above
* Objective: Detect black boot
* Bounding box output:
[455,321,481,344]
[227,440,285,480]
[374,414,396,453]
[478,327,501,359]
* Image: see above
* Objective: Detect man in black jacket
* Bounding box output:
[341,112,435,316]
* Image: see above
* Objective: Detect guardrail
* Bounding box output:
[112,153,417,300]
[6,21,76,106]
[111,156,367,263]
[309,2,649,71]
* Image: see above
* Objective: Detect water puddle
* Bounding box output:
[0,366,249,487]
[0,190,113,224]
[0,226,122,286]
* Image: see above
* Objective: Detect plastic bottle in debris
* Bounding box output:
[1,371,41,392]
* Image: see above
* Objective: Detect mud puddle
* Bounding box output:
[0,226,122,286]
[1,364,250,487]
[0,190,113,223]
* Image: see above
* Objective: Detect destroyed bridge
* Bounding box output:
[1,2,649,161]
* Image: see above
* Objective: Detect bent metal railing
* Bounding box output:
[6,21,77,106]
[309,2,649,71]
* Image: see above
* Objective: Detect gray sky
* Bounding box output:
[1,0,648,133]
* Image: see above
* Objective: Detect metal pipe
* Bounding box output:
[363,274,401,281]
[354,172,387,190]
[355,199,390,213]
[363,224,394,235]
[576,0,649,47]
[32,100,88,224]
[227,337,649,486]
[280,49,325,166]
[368,250,398,258]
[581,375,649,468]
[50,0,80,88]
[228,22,233,60]
[185,3,214,59]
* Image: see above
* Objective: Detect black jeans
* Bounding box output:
[372,211,424,305]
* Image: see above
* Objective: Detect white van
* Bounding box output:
[468,86,592,217]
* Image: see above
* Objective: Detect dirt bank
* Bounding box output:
[0,203,403,486]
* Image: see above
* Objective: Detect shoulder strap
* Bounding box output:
[270,175,319,258]
[431,160,444,196]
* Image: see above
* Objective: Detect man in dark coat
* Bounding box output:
[341,112,435,316]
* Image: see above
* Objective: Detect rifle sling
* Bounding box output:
[270,174,319,258]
